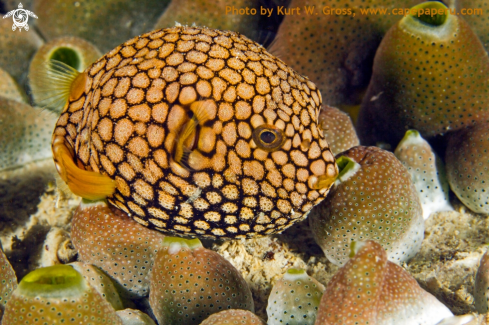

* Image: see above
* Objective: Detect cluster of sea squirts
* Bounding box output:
[0,216,457,324]
[2,0,489,324]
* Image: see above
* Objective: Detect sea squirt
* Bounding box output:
[394,130,453,219]
[271,0,424,106]
[2,264,122,325]
[46,26,338,239]
[445,122,489,214]
[315,240,453,325]
[309,146,424,266]
[357,1,489,146]
[116,309,157,325]
[70,200,166,298]
[475,250,489,314]
[317,105,359,155]
[0,245,17,321]
[266,268,324,325]
[200,309,266,325]
[149,236,254,325]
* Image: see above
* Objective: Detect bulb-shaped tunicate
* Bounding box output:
[149,237,254,325]
[267,268,324,325]
[357,1,489,146]
[2,265,122,324]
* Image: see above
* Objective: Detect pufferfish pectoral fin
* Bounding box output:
[172,100,213,167]
[52,138,116,201]
[310,161,340,190]
[173,117,198,165]
[310,156,360,190]
[311,174,338,190]
[31,59,88,113]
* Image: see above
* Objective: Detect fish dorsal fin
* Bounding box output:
[52,137,115,200]
[30,60,86,114]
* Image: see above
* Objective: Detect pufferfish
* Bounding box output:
[46,26,338,239]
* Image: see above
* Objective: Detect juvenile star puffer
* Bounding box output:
[47,26,338,239]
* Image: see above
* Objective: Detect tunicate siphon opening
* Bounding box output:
[410,2,448,26]
[349,241,368,258]
[283,268,307,281]
[49,47,81,71]
[335,156,361,185]
[286,268,305,275]
[404,129,420,139]
[17,265,86,298]
[396,129,423,150]
[163,236,203,254]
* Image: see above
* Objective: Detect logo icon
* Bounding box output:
[3,3,38,32]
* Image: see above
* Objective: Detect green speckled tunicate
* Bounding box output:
[0,98,55,171]
[33,0,171,52]
[357,1,489,146]
[267,268,324,325]
[0,18,43,82]
[149,237,254,325]
[272,0,424,106]
[446,122,489,214]
[309,146,424,266]
[2,265,122,325]
[0,245,17,320]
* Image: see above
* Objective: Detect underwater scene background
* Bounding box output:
[1,0,489,324]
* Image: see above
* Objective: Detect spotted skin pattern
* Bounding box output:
[475,250,489,314]
[200,309,266,325]
[0,247,17,319]
[71,202,166,298]
[52,26,338,239]
[315,240,453,325]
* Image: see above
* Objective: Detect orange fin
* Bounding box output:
[52,139,115,200]
[31,60,86,114]
[178,147,192,171]
[313,174,337,190]
[173,100,212,164]
[189,100,212,125]
[173,118,198,165]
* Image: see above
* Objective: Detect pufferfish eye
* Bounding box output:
[252,124,286,152]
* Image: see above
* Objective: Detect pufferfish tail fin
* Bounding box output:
[30,60,88,114]
[52,137,116,201]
